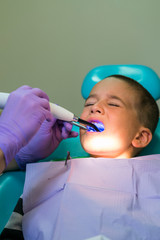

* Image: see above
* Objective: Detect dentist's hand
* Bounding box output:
[15,118,78,169]
[0,85,53,167]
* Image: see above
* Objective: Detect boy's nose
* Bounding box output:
[90,103,104,114]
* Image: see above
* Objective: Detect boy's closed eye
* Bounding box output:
[108,102,120,107]
[84,102,95,107]
[84,101,121,108]
[84,99,96,107]
[84,95,97,107]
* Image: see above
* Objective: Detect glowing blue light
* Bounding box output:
[87,122,105,132]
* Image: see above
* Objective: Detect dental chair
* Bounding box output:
[0,65,160,233]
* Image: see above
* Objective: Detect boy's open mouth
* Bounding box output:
[87,121,105,132]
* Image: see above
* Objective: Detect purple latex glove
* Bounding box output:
[15,118,78,169]
[0,85,53,167]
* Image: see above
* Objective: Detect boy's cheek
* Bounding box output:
[80,110,87,120]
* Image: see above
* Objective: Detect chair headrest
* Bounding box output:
[81,65,160,100]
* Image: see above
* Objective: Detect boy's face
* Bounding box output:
[80,77,142,158]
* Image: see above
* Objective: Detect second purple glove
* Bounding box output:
[15,118,78,169]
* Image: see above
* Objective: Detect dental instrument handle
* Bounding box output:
[49,102,74,121]
[0,93,9,109]
[0,92,75,122]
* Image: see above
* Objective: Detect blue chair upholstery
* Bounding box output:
[0,171,25,233]
[81,65,160,100]
[0,64,160,233]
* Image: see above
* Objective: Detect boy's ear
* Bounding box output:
[132,127,152,149]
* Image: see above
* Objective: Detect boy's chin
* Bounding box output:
[81,141,110,158]
[80,135,127,158]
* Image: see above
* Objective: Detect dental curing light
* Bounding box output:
[0,92,99,132]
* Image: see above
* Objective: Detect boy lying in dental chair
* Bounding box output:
[1,66,160,240]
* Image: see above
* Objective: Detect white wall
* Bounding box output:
[0,0,160,114]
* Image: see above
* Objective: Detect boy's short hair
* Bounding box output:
[109,75,159,134]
